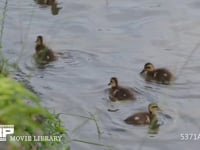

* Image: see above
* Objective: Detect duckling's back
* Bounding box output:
[124,112,151,125]
[45,49,57,61]
[109,86,135,101]
[153,68,173,84]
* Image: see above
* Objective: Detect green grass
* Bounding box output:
[63,112,113,150]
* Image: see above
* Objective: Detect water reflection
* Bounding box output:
[34,0,62,15]
[148,117,160,134]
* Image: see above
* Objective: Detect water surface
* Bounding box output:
[2,0,200,149]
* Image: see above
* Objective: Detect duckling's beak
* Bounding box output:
[108,82,111,86]
[140,69,145,74]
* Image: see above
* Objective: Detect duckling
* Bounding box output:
[140,62,174,84]
[108,77,135,101]
[124,103,161,126]
[34,35,57,64]
[34,0,56,5]
[34,0,62,15]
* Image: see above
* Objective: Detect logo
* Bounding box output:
[0,125,62,142]
[0,125,14,141]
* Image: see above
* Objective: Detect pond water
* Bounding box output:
[2,0,200,149]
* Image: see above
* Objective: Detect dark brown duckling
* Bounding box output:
[140,62,174,84]
[124,103,161,126]
[34,35,57,64]
[108,77,136,101]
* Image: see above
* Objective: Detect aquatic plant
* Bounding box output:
[0,0,9,76]
[63,112,113,150]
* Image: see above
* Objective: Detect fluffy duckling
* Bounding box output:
[108,77,135,101]
[35,35,57,64]
[124,103,161,126]
[140,62,174,84]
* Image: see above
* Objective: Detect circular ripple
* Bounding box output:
[61,50,97,67]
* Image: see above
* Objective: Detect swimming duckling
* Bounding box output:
[34,0,62,15]
[124,103,161,126]
[140,62,174,84]
[108,77,135,101]
[34,35,57,64]
[34,0,56,5]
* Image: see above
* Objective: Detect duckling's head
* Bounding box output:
[36,35,43,45]
[148,103,161,115]
[140,62,155,74]
[108,77,118,88]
